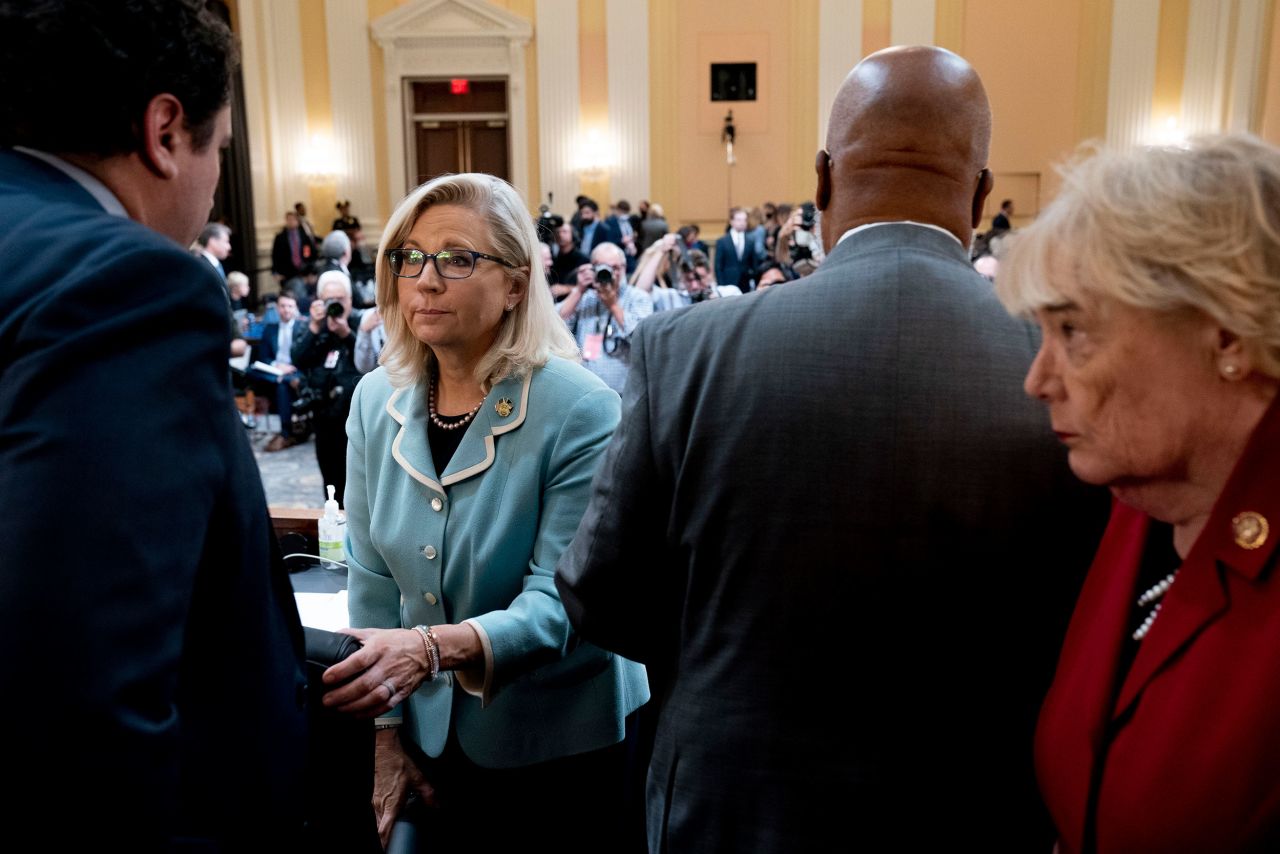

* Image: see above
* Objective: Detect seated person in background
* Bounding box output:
[252,292,309,452]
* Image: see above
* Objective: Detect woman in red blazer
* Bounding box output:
[996,134,1280,853]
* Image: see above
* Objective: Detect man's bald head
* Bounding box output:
[816,46,994,249]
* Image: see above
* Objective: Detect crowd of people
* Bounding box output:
[5,2,1280,853]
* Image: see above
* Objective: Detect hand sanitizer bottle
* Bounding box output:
[318,484,345,565]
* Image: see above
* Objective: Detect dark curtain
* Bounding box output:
[209,0,261,301]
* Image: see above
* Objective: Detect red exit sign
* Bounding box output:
[450,78,470,95]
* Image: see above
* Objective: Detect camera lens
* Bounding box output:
[325,299,344,318]
[593,263,614,286]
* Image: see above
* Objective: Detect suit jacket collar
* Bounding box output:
[385,370,533,496]
[828,221,971,268]
[9,147,128,217]
[0,148,111,213]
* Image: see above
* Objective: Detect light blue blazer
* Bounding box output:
[345,356,648,768]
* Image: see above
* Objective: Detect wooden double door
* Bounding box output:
[410,79,509,185]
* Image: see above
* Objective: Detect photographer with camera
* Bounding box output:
[295,270,366,505]
[775,201,826,276]
[558,242,653,393]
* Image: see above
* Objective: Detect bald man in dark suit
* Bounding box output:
[558,46,1106,852]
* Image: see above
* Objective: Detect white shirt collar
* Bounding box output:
[836,220,963,248]
[201,249,222,267]
[13,147,129,219]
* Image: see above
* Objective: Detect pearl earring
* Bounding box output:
[1222,364,1240,378]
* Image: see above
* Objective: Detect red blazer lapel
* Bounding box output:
[1036,500,1147,853]
[1113,397,1280,718]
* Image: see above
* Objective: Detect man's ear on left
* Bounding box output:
[971,168,994,229]
[139,93,187,180]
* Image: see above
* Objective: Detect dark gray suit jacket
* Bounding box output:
[557,224,1107,852]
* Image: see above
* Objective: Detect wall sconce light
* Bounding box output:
[300,133,341,185]
[1147,116,1188,148]
[575,128,613,179]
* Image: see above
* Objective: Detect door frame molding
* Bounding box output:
[372,0,531,208]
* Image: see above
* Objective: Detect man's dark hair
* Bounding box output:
[1001,199,1013,210]
[198,222,231,247]
[615,200,631,213]
[580,199,600,213]
[687,249,710,269]
[757,259,795,282]
[0,0,238,156]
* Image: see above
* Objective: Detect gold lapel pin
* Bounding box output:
[495,398,514,418]
[1232,511,1269,550]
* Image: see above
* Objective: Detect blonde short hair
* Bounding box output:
[996,133,1280,377]
[376,173,578,388]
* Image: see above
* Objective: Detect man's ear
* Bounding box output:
[138,93,187,180]
[971,168,994,229]
[815,149,832,212]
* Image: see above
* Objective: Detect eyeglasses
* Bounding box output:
[386,247,516,280]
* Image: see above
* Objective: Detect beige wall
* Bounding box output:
[962,0,1088,225]
[240,0,1280,235]
[653,1,820,227]
[1261,0,1280,144]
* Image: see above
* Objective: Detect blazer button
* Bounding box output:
[423,592,438,605]
[431,497,443,512]
[422,545,437,560]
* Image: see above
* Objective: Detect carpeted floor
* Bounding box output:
[248,414,326,509]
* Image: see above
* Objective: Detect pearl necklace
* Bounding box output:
[1132,570,1179,641]
[428,374,484,431]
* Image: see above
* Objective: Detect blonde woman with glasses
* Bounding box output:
[321,173,648,850]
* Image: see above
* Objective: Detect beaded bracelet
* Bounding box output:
[413,625,440,682]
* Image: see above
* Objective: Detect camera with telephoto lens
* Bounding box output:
[324,298,345,319]
[593,263,614,288]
